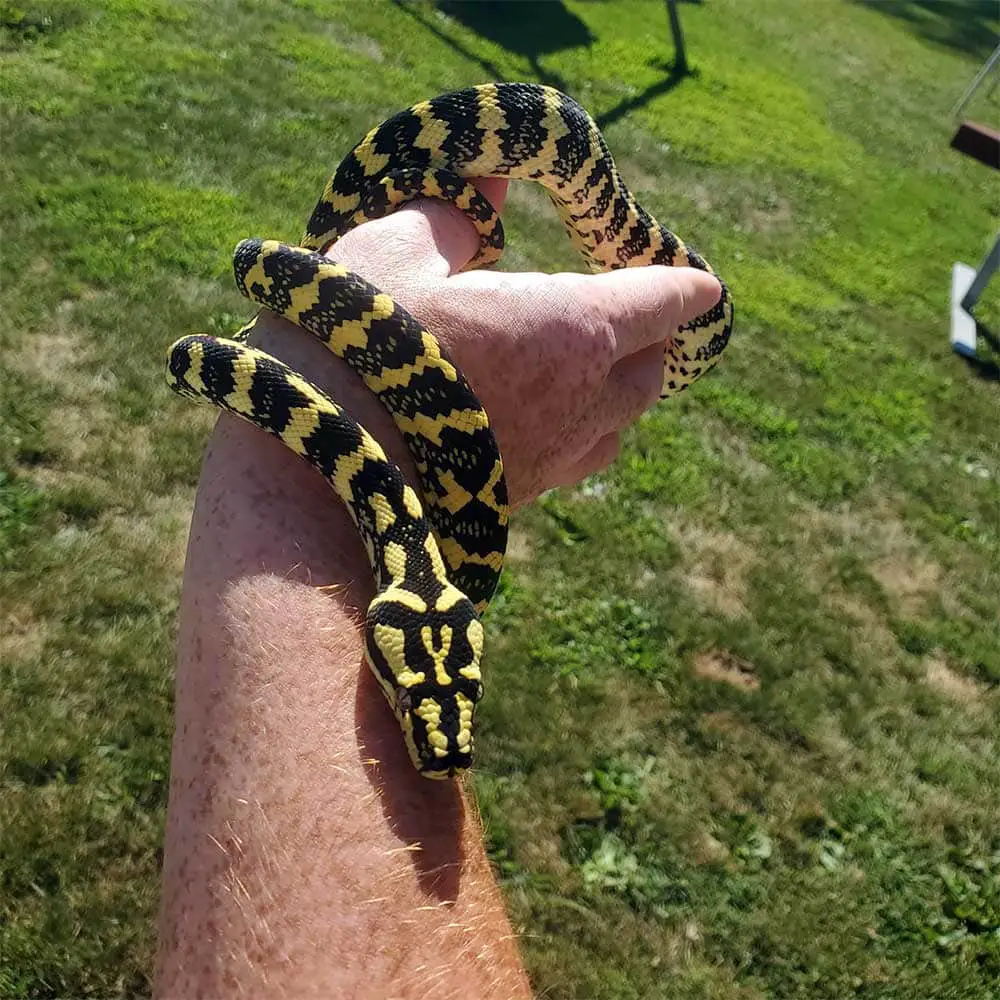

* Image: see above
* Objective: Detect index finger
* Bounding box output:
[324,177,509,289]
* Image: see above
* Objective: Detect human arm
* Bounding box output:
[153,180,722,998]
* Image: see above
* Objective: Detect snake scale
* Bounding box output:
[167,82,734,778]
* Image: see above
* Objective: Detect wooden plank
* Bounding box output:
[950,121,1000,170]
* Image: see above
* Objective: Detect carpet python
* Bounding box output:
[167,82,734,778]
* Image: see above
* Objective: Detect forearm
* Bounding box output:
[154,313,531,998]
[153,185,722,994]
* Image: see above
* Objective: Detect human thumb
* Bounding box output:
[581,264,724,359]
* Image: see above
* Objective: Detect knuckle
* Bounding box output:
[582,312,617,372]
[561,277,617,371]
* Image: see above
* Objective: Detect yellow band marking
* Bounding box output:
[510,91,571,180]
[317,179,363,217]
[382,539,408,583]
[372,623,426,687]
[331,444,368,499]
[423,533,448,581]
[286,279,324,323]
[365,351,457,393]
[181,339,209,396]
[282,406,322,457]
[371,492,396,534]
[402,485,423,520]
[420,624,453,688]
[239,254,274,301]
[371,586,427,615]
[462,84,504,175]
[411,101,450,158]
[398,711,422,770]
[439,537,504,574]
[476,459,508,518]
[419,330,450,363]
[461,619,484,681]
[354,141,391,177]
[223,351,258,417]
[433,585,466,613]
[436,471,473,515]
[394,407,489,447]
[320,292,397,358]
[455,691,475,750]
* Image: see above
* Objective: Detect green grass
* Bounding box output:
[2,0,999,996]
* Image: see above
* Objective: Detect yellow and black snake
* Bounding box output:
[167,82,734,778]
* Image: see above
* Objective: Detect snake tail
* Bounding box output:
[304,81,733,395]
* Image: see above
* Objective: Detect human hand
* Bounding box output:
[157,179,722,998]
[322,177,723,507]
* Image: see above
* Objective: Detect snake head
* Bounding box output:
[364,587,485,779]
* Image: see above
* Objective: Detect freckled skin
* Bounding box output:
[157,86,727,997]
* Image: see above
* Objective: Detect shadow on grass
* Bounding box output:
[852,0,999,59]
[959,321,1000,382]
[438,0,593,70]
[391,0,694,127]
[596,58,691,129]
[389,0,579,90]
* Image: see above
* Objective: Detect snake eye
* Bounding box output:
[397,687,413,714]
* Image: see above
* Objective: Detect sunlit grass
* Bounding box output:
[2,0,999,995]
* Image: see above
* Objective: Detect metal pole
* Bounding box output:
[961,233,1000,313]
[952,41,1000,118]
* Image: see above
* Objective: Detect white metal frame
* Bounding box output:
[949,43,999,359]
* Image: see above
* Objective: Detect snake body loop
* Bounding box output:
[167,82,734,777]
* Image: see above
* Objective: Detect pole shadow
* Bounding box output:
[958,320,1000,382]
[596,59,692,130]
[392,0,694,130]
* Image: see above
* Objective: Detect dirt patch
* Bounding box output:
[47,398,113,464]
[689,830,729,865]
[11,328,85,381]
[615,156,662,196]
[504,178,558,224]
[924,655,984,707]
[94,483,193,584]
[10,311,119,466]
[701,709,746,735]
[810,715,861,767]
[742,193,793,234]
[706,424,771,480]
[826,594,898,660]
[505,528,534,564]
[870,552,940,616]
[322,23,384,62]
[798,497,944,617]
[693,650,760,691]
[690,183,714,215]
[914,786,989,843]
[27,256,54,278]
[674,523,754,617]
[0,607,48,662]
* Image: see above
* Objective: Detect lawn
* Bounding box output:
[2,0,999,996]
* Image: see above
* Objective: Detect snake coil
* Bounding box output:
[167,82,733,778]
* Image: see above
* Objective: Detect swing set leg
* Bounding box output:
[951,233,1000,359]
